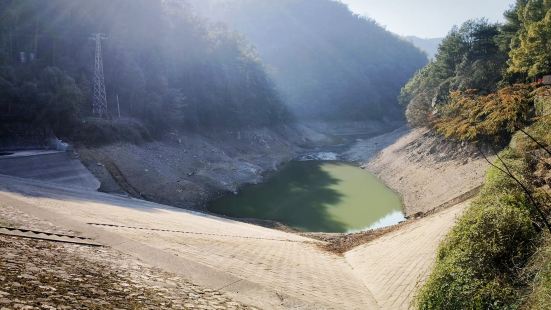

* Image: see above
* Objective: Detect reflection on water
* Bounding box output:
[298,152,339,161]
[208,161,404,233]
[350,210,405,233]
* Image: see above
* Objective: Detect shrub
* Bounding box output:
[434,85,534,143]
[523,233,551,310]
[415,149,538,309]
[510,87,551,153]
[72,118,152,147]
[534,86,551,118]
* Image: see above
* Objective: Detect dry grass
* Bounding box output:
[522,233,551,309]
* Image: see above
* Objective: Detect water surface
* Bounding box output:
[209,161,404,233]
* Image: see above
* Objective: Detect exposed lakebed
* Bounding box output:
[209,159,404,233]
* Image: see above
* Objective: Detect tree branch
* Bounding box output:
[481,145,551,233]
[516,126,551,157]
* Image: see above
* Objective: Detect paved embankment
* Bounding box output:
[0,173,468,309]
[0,203,252,309]
[0,175,377,309]
[0,151,100,190]
[345,201,468,309]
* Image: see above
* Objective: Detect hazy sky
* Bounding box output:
[339,0,514,38]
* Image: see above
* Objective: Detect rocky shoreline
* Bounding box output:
[77,121,401,210]
[75,122,489,248]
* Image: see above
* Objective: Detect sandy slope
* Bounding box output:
[346,127,489,216]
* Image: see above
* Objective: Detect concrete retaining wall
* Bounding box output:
[0,151,100,190]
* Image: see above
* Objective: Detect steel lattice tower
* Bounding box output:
[91,33,108,118]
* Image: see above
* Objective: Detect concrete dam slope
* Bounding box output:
[0,151,100,191]
[0,173,466,309]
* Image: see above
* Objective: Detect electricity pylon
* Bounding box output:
[90,33,108,118]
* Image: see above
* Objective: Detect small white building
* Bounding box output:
[543,75,551,85]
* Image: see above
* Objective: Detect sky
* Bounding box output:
[339,0,514,38]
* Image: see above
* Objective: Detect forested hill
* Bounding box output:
[0,0,289,139]
[191,0,428,122]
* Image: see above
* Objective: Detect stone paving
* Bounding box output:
[0,206,253,310]
[345,201,468,309]
[0,174,467,309]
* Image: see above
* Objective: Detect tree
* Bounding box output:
[507,0,551,79]
[0,0,292,140]
[400,19,507,127]
[434,85,551,232]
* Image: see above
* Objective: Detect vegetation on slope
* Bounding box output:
[402,1,551,308]
[0,0,289,142]
[416,148,537,308]
[192,0,428,121]
[400,19,508,126]
[523,233,551,310]
[416,87,551,309]
[401,0,551,127]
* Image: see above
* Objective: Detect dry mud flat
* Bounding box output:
[346,127,490,216]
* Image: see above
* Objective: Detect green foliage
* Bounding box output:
[402,1,551,128]
[0,65,84,135]
[511,119,551,155]
[496,0,525,53]
[534,86,551,117]
[434,85,534,143]
[416,149,538,310]
[400,20,507,127]
[507,0,551,79]
[523,233,551,310]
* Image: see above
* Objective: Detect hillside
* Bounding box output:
[191,0,427,121]
[0,0,289,142]
[0,0,416,218]
[5,1,549,309]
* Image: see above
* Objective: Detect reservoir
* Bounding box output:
[209,161,404,233]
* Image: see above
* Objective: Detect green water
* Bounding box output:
[208,161,404,233]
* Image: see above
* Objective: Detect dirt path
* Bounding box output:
[345,201,468,309]
[0,174,467,309]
